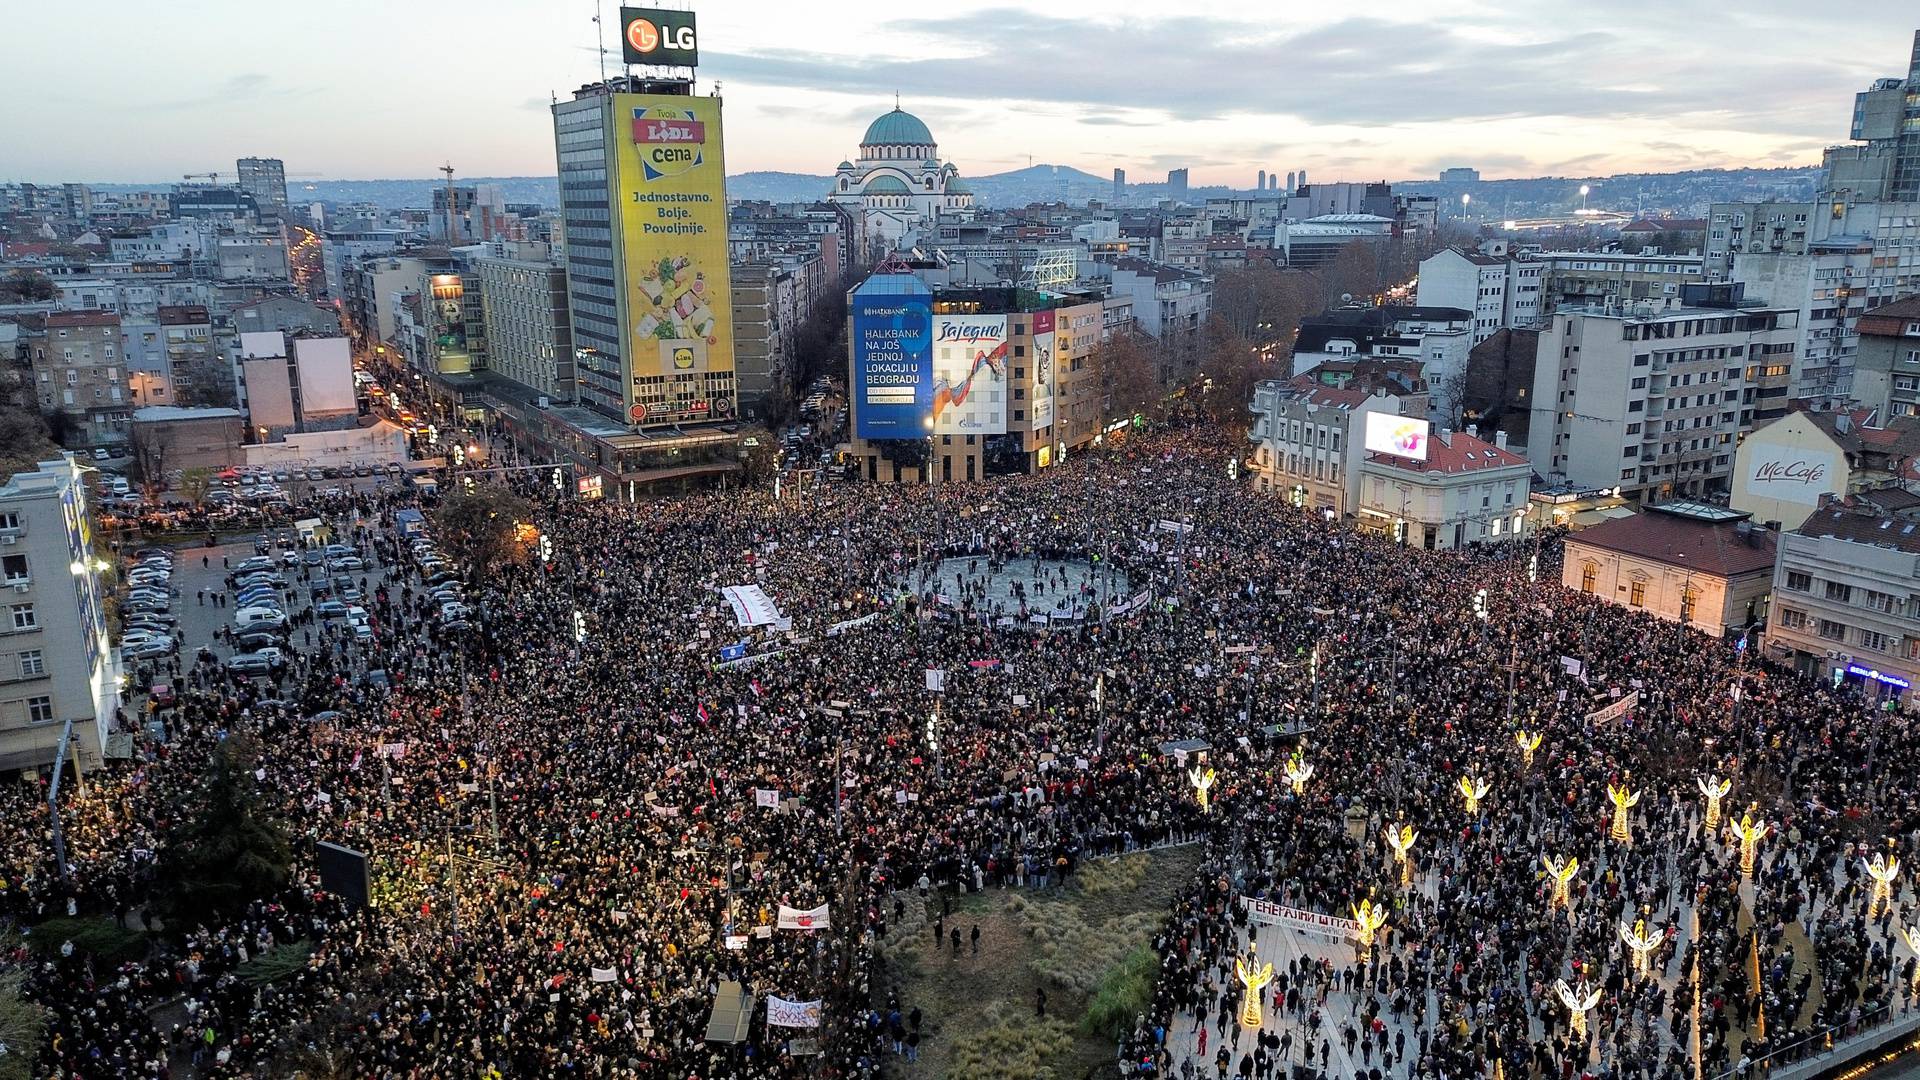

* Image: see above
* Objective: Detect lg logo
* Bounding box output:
[626,16,694,55]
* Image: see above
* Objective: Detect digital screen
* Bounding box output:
[1363,412,1431,461]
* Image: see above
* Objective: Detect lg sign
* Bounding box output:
[620,7,698,67]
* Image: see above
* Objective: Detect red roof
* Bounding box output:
[45,311,121,329]
[1283,376,1370,409]
[1569,510,1776,577]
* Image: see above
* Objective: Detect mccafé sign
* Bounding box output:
[1753,459,1828,485]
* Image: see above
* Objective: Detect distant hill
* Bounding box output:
[85,163,1824,218]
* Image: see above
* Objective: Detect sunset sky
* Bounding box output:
[3,0,1914,186]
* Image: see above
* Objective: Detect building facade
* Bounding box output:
[1853,296,1920,419]
[827,107,976,250]
[27,311,130,447]
[1355,430,1532,550]
[235,157,288,220]
[1248,378,1406,517]
[473,251,573,404]
[1768,504,1920,707]
[1528,288,1801,503]
[0,457,118,774]
[1563,505,1776,638]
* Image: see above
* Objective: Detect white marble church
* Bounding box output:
[828,105,976,248]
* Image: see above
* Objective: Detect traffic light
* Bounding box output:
[462,475,475,493]
[551,467,564,491]
[572,610,588,643]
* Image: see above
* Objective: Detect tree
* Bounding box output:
[0,963,46,1080]
[0,407,59,480]
[130,427,167,493]
[738,432,778,484]
[153,734,294,927]
[1194,316,1274,431]
[1088,331,1163,424]
[178,466,214,506]
[0,270,55,304]
[1211,264,1319,348]
[433,485,534,579]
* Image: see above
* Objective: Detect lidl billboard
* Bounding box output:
[932,315,1008,435]
[620,8,698,67]
[852,276,934,440]
[616,93,734,425]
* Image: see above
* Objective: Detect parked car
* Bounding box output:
[233,631,285,651]
[225,651,280,675]
[234,607,287,630]
[125,636,175,659]
[316,600,349,620]
[328,555,364,571]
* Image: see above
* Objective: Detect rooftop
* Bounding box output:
[44,310,120,329]
[132,405,243,422]
[1568,509,1777,577]
[1364,430,1527,476]
[1797,507,1920,555]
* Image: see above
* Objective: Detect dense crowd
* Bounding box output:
[3,425,1916,1080]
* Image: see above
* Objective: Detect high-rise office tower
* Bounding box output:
[552,79,737,427]
[1258,169,1266,191]
[1835,30,1920,200]
[1167,168,1189,198]
[235,157,288,219]
[1286,171,1296,192]
[1113,168,1125,202]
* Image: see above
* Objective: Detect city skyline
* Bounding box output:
[2,0,1915,187]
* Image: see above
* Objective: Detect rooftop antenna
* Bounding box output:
[592,0,608,86]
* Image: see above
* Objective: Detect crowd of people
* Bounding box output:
[3,424,1917,1080]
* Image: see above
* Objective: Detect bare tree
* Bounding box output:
[1088,332,1163,424]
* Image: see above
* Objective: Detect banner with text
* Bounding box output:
[1242,897,1363,941]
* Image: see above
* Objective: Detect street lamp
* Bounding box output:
[1579,184,1590,214]
[923,414,936,487]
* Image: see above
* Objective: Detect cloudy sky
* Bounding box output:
[3,0,1914,186]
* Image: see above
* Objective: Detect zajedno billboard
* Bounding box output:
[852,275,934,440]
[932,314,1008,435]
[616,93,735,425]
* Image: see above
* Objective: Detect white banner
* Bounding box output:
[1585,690,1639,725]
[925,668,945,692]
[1242,897,1363,942]
[591,966,617,983]
[777,903,831,931]
[826,611,882,637]
[767,996,824,1028]
[754,788,779,809]
[721,584,785,628]
[378,742,407,759]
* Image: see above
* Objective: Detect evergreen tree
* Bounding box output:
[154,734,293,927]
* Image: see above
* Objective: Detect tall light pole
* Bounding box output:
[1579,184,1590,214]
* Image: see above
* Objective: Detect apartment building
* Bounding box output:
[473,250,573,405]
[0,457,118,774]
[1248,377,1408,517]
[1355,429,1532,550]
[26,311,130,447]
[1852,296,1920,419]
[1528,284,1801,503]
[1768,504,1920,707]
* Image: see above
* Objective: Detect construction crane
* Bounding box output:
[181,172,222,183]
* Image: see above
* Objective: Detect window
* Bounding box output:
[1580,565,1596,593]
[1825,581,1853,603]
[1778,608,1807,630]
[1817,618,1847,641]
[0,512,17,532]
[18,649,44,676]
[0,555,23,583]
[1865,590,1898,614]
[1629,581,1646,607]
[8,604,34,631]
[27,696,53,724]
[1785,571,1811,591]
[1860,629,1893,653]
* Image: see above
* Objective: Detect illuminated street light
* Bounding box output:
[1607,781,1640,845]
[1459,775,1490,815]
[1542,854,1579,910]
[1618,911,1661,976]
[1865,840,1900,920]
[1189,766,1216,814]
[1384,823,1417,888]
[1235,948,1274,1029]
[1514,730,1541,768]
[572,609,587,644]
[1555,979,1602,1039]
[1696,774,1732,831]
[1350,896,1388,962]
[1732,805,1768,878]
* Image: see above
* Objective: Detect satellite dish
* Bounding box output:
[1340,293,1352,304]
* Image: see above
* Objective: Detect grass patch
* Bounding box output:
[943,1002,1076,1080]
[236,940,314,986]
[24,916,149,966]
[1081,944,1158,1041]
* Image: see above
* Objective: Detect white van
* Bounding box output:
[234,606,288,629]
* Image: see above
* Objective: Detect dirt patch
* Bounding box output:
[872,845,1203,1079]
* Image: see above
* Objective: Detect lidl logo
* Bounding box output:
[671,347,695,370]
[620,7,697,67]
[632,106,706,181]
